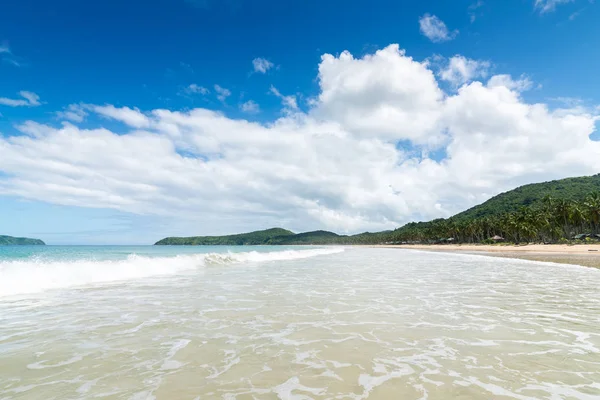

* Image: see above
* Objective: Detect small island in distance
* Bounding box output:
[0,235,46,246]
[156,174,600,246]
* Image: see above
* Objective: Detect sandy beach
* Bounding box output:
[374,243,600,268]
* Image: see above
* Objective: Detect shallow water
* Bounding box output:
[1,247,600,399]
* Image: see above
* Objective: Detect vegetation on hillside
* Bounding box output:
[389,193,600,244]
[155,228,294,245]
[155,228,393,245]
[0,235,46,245]
[274,230,392,245]
[156,175,600,246]
[454,174,600,221]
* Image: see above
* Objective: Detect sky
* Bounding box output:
[1,0,600,244]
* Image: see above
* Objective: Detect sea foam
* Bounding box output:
[0,247,344,297]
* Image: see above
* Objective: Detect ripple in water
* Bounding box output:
[1,248,599,399]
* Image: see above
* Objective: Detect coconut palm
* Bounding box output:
[584,192,600,234]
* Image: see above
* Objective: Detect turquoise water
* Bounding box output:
[0,245,338,298]
[0,245,304,261]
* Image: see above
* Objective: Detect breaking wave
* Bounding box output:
[0,248,344,297]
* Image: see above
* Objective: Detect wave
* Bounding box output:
[0,248,344,298]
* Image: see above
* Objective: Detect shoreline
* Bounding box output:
[368,244,600,269]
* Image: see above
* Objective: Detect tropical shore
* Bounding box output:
[374,244,600,268]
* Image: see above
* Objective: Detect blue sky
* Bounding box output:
[1,0,599,244]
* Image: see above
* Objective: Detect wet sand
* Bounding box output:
[373,244,600,268]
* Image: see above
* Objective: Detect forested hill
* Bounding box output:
[454,174,600,221]
[0,235,46,245]
[155,228,392,245]
[155,228,294,245]
[156,174,600,246]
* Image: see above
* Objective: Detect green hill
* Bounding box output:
[273,230,342,245]
[389,174,600,244]
[454,174,600,221]
[155,228,391,246]
[155,228,295,245]
[156,174,600,246]
[0,235,46,245]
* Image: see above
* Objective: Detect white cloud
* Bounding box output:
[56,104,88,122]
[568,9,582,20]
[0,91,41,107]
[4,58,24,67]
[92,105,150,128]
[0,44,599,236]
[185,84,209,95]
[270,86,298,110]
[487,74,533,92]
[240,100,260,114]
[551,96,584,107]
[252,58,274,74]
[535,0,574,13]
[440,56,491,87]
[0,42,25,67]
[419,14,458,43]
[214,84,231,102]
[315,45,443,145]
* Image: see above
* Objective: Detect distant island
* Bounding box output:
[156,174,600,246]
[0,235,46,245]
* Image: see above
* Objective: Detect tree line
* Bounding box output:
[389,193,600,244]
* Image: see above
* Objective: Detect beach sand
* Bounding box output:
[373,243,600,269]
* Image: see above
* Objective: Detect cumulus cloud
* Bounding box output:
[214,84,231,102]
[92,105,150,128]
[252,57,274,73]
[487,74,533,92]
[419,14,458,43]
[240,100,260,114]
[270,86,298,111]
[56,104,88,122]
[0,44,599,235]
[440,56,491,87]
[185,84,209,95]
[534,0,574,13]
[0,91,41,107]
[315,45,444,145]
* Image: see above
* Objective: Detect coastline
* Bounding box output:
[369,244,600,269]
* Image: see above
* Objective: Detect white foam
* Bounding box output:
[272,377,326,399]
[27,355,84,370]
[203,247,344,264]
[0,247,344,298]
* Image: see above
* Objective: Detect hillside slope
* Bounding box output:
[0,235,46,245]
[272,230,342,245]
[453,174,600,221]
[155,228,295,245]
[156,174,600,246]
[155,228,392,245]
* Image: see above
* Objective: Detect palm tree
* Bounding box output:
[554,199,573,238]
[569,202,585,235]
[542,194,555,212]
[584,192,600,234]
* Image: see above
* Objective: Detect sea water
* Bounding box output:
[1,246,599,399]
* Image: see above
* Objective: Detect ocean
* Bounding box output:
[1,246,599,399]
